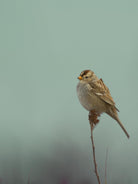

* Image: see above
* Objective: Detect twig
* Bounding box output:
[27,175,31,184]
[90,124,101,184]
[89,110,101,184]
[105,148,108,184]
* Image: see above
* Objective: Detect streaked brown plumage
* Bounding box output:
[77,70,129,138]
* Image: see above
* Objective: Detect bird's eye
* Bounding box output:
[85,76,88,78]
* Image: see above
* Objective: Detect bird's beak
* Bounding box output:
[78,76,82,80]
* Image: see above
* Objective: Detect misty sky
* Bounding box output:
[0,0,138,183]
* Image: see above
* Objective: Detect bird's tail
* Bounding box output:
[107,111,130,139]
[115,116,130,138]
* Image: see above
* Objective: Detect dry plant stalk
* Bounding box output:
[27,176,31,184]
[89,110,101,184]
[105,148,108,184]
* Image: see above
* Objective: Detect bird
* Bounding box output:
[76,69,129,138]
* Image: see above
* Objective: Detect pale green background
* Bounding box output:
[0,0,138,183]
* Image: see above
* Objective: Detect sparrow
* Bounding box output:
[77,70,129,138]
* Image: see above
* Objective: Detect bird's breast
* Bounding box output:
[77,82,106,113]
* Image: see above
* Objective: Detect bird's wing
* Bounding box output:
[89,78,119,111]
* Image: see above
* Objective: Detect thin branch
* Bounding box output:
[105,148,108,184]
[89,110,101,184]
[27,175,31,184]
[90,124,101,184]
